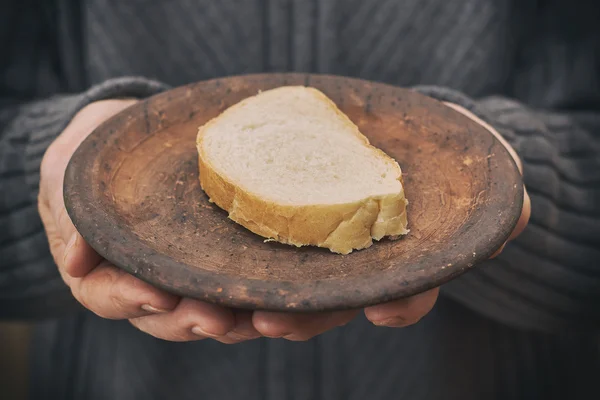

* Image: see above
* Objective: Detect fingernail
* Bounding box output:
[263,331,292,339]
[191,326,222,339]
[226,332,257,341]
[372,317,409,327]
[141,304,171,314]
[63,235,78,265]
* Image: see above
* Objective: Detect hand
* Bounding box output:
[39,99,359,343]
[40,100,246,343]
[249,103,532,332]
[360,102,532,329]
[443,102,531,258]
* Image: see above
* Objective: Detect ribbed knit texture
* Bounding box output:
[0,77,169,319]
[413,86,600,332]
[1,0,599,399]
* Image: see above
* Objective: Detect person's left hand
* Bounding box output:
[443,102,531,258]
[253,288,439,339]
[255,102,531,334]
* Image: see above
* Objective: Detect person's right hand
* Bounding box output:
[39,99,264,343]
[39,99,360,343]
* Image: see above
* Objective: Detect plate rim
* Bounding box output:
[64,73,524,312]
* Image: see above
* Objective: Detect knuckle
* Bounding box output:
[69,268,129,319]
[128,318,163,339]
[56,207,71,229]
[173,307,193,328]
[117,272,159,307]
[40,144,64,180]
[129,319,197,342]
[108,293,131,317]
[49,236,66,265]
[70,285,90,311]
[109,275,137,316]
[80,268,123,319]
[173,330,199,342]
[38,192,50,213]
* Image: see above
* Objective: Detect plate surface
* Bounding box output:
[64,74,523,311]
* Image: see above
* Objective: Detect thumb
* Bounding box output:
[62,229,103,279]
[44,99,137,278]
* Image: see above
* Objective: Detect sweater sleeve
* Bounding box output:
[414,86,600,333]
[0,78,170,320]
[0,0,170,320]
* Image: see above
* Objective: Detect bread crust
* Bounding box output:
[196,87,408,254]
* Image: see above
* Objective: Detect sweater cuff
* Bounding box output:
[412,86,540,328]
[411,86,600,333]
[24,76,170,199]
[410,86,528,322]
[411,85,521,149]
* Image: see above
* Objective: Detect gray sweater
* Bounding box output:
[1,0,599,399]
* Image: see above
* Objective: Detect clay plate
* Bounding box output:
[64,74,523,312]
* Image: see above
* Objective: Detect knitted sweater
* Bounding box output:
[1,1,599,399]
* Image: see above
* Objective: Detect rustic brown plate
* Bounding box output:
[64,74,523,312]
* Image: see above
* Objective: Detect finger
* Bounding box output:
[509,187,531,241]
[364,288,439,327]
[56,99,138,146]
[225,311,262,342]
[38,190,101,279]
[39,143,77,245]
[253,309,359,341]
[53,200,79,247]
[489,186,531,257]
[39,145,86,250]
[68,261,180,319]
[62,232,103,278]
[490,188,531,259]
[489,243,506,259]
[42,99,138,244]
[129,298,236,342]
[443,102,523,174]
[38,199,68,266]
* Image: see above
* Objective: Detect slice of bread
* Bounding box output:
[196,86,408,254]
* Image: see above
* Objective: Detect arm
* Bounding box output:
[415,86,600,332]
[0,3,169,319]
[0,4,378,340]
[0,85,169,320]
